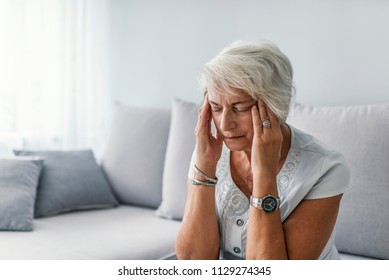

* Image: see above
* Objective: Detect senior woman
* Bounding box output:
[175,40,350,260]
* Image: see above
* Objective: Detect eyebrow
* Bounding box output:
[209,100,256,106]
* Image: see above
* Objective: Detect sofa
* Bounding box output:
[0,98,388,260]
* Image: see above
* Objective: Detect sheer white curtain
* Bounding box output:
[0,0,111,157]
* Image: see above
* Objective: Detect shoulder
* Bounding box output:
[290,125,348,167]
[288,125,350,199]
[291,126,335,155]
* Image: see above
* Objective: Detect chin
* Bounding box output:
[222,138,250,152]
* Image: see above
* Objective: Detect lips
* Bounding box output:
[224,135,243,141]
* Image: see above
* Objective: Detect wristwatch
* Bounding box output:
[250,194,280,213]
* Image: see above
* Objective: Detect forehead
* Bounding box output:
[207,88,254,104]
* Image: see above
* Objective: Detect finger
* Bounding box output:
[258,99,269,122]
[266,106,279,126]
[199,96,208,118]
[251,102,263,135]
[204,95,214,134]
[196,97,208,133]
[197,98,208,125]
[260,100,278,131]
[198,96,214,138]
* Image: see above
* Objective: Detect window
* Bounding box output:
[0,0,111,157]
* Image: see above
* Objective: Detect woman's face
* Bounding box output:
[208,90,257,152]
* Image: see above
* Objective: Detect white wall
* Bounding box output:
[109,0,389,108]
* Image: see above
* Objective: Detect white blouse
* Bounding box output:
[188,125,350,260]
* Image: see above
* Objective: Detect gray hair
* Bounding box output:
[199,40,295,122]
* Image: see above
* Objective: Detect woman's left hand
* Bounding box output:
[250,100,284,181]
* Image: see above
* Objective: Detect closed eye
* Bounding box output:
[211,106,222,112]
[234,103,256,112]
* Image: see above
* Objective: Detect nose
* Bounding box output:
[220,110,236,131]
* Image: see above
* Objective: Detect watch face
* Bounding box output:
[262,196,279,213]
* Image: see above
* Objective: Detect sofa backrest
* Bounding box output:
[102,99,389,259]
[101,103,171,208]
[287,103,389,259]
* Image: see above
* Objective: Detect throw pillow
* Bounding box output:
[0,157,43,231]
[287,103,389,260]
[13,150,118,218]
[101,103,171,208]
[156,98,199,220]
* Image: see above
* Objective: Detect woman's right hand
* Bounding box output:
[194,94,223,175]
[176,94,222,260]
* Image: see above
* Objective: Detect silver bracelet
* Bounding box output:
[192,178,217,186]
[194,164,218,184]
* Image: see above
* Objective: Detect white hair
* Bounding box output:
[199,40,295,122]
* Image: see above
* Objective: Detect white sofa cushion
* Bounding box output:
[102,104,171,208]
[287,103,389,260]
[0,206,180,260]
[156,98,199,220]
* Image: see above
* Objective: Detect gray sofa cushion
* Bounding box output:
[287,103,389,260]
[101,104,171,208]
[14,150,118,218]
[0,157,43,231]
[156,98,199,220]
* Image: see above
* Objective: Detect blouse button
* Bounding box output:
[236,219,244,227]
[233,247,241,254]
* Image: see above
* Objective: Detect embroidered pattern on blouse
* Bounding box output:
[276,148,301,202]
[215,144,301,259]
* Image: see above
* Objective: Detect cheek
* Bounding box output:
[242,116,254,133]
[245,127,254,139]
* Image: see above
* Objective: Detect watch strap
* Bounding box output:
[250,195,262,208]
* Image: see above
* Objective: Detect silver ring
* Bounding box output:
[262,119,271,128]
